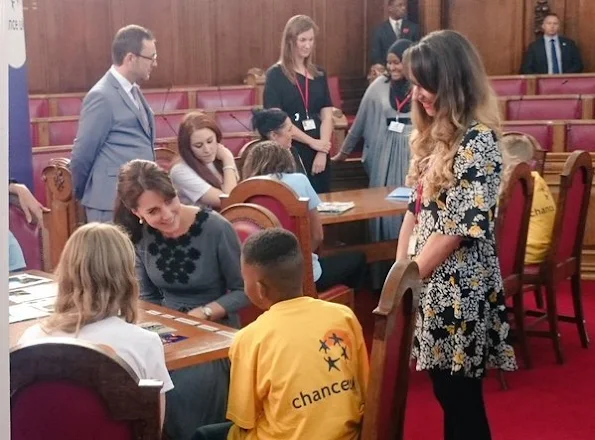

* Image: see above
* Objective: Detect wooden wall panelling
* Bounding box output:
[419,0,442,35]
[446,0,526,75]
[565,0,595,74]
[23,0,47,93]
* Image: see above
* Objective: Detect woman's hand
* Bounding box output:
[187,307,208,320]
[311,152,327,175]
[216,144,236,167]
[9,183,49,225]
[309,139,331,154]
[331,152,348,162]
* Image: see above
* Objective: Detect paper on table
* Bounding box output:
[9,274,53,291]
[386,187,412,200]
[9,283,58,304]
[9,304,50,323]
[317,202,355,213]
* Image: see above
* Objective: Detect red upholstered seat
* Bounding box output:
[29,98,49,118]
[48,120,79,146]
[154,113,185,138]
[196,88,256,108]
[502,122,554,151]
[9,203,43,270]
[224,134,256,157]
[495,162,534,370]
[506,97,582,120]
[11,340,161,440]
[523,263,540,276]
[361,261,420,440]
[537,76,595,95]
[154,147,178,172]
[12,381,132,440]
[491,77,528,96]
[144,91,189,112]
[328,76,343,109]
[55,97,83,116]
[31,147,73,205]
[222,178,354,307]
[566,122,595,152]
[215,109,253,133]
[30,123,39,147]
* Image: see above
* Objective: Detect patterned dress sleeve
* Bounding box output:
[434,127,501,240]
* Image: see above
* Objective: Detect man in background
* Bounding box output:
[370,0,421,74]
[71,24,157,222]
[521,12,583,74]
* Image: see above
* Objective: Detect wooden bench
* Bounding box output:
[490,73,595,97]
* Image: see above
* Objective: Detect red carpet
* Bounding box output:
[355,280,595,440]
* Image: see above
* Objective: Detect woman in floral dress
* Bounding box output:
[396,30,517,440]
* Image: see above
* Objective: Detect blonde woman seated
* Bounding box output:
[170,112,239,209]
[501,133,556,264]
[18,223,173,428]
[242,140,366,292]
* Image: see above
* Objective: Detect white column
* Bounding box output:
[0,0,11,436]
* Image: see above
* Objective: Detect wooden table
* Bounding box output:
[319,187,408,225]
[318,187,408,263]
[9,273,237,371]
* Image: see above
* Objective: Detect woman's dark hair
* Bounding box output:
[251,108,289,139]
[242,140,296,179]
[177,111,223,189]
[113,159,177,243]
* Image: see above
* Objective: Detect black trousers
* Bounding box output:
[315,251,367,292]
[295,142,331,193]
[192,422,232,440]
[429,370,492,440]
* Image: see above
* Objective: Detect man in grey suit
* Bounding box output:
[71,24,157,223]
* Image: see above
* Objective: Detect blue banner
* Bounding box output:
[8,0,33,188]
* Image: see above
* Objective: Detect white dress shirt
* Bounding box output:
[389,17,402,38]
[109,65,140,109]
[544,35,563,74]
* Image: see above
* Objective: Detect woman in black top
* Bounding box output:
[251,108,306,174]
[263,15,334,193]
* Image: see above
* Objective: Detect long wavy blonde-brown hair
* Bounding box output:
[43,223,139,335]
[278,15,322,84]
[500,132,537,195]
[403,30,501,200]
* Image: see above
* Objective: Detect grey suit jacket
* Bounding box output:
[71,71,155,211]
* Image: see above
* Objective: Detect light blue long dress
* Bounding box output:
[339,76,412,287]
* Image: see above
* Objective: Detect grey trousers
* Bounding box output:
[164,358,231,440]
[84,207,114,223]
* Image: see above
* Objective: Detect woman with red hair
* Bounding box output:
[170,112,239,209]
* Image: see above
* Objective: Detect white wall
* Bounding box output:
[1,0,11,436]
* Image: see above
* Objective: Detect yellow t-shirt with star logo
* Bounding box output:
[525,171,556,264]
[226,296,369,440]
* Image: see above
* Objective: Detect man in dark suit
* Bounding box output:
[520,13,583,74]
[370,0,421,69]
[71,25,157,222]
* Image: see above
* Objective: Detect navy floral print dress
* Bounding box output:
[408,122,518,378]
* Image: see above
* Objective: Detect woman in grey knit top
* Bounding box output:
[333,39,413,288]
[114,159,249,440]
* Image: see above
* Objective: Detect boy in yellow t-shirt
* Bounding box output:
[193,228,369,440]
[501,134,556,264]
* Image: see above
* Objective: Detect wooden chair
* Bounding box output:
[502,131,547,176]
[42,158,85,270]
[221,203,281,327]
[361,260,421,440]
[155,147,179,172]
[495,162,535,370]
[221,177,354,308]
[11,338,162,439]
[523,150,593,364]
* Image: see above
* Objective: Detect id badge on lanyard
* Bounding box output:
[296,76,316,131]
[389,94,411,133]
[407,182,423,257]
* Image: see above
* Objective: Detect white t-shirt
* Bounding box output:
[170,161,223,206]
[19,316,174,393]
